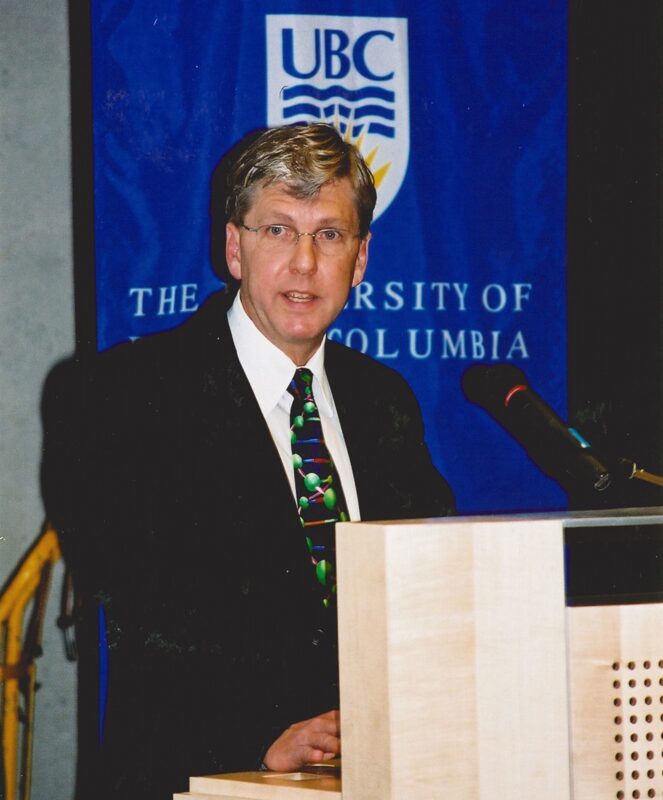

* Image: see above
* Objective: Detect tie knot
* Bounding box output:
[288,367,314,400]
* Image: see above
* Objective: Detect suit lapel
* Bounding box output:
[324,345,373,520]
[325,342,411,522]
[187,303,304,563]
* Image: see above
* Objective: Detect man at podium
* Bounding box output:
[41,123,454,799]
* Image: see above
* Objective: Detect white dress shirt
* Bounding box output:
[227,294,361,521]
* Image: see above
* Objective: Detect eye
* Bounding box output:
[264,224,292,239]
[317,228,343,242]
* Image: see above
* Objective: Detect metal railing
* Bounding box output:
[0,525,61,800]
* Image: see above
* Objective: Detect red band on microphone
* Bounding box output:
[504,384,528,408]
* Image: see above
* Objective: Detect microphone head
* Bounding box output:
[461,364,527,412]
[461,363,614,495]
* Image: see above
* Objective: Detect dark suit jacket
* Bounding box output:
[41,291,454,800]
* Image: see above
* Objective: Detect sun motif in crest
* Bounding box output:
[330,116,391,190]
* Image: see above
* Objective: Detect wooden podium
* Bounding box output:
[175,508,663,799]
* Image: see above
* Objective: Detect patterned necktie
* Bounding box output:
[288,368,348,608]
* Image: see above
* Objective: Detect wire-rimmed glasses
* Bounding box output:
[241,223,359,256]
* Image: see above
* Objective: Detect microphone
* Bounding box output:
[461,364,615,493]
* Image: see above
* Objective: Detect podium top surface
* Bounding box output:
[337,506,663,529]
[185,770,341,799]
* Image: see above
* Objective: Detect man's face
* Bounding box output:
[226,178,369,365]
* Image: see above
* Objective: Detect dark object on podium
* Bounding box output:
[565,522,663,606]
[300,760,341,778]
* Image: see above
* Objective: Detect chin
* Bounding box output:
[283,322,326,344]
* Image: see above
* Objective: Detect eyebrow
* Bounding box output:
[258,212,349,228]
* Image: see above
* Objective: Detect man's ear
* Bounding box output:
[351,232,370,288]
[226,222,242,280]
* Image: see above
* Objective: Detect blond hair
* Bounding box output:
[226,123,376,237]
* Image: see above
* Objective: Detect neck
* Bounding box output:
[284,341,320,367]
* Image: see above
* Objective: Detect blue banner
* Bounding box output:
[91,0,567,513]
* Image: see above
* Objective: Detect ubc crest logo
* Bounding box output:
[266,15,410,221]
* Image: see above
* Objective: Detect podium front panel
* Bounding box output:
[336,510,663,800]
[336,516,570,799]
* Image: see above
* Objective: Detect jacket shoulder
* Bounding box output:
[48,291,232,392]
[325,338,416,397]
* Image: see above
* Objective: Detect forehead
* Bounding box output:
[245,178,359,225]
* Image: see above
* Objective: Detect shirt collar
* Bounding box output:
[227,293,334,418]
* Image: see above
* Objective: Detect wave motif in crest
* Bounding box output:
[281,84,396,139]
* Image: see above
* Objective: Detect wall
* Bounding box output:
[0,2,76,798]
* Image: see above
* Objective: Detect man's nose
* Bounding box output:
[289,232,318,274]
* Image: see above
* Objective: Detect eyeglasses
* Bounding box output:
[241,223,359,256]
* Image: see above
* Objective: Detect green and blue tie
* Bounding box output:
[288,368,348,608]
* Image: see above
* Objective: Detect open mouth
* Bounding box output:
[284,291,317,303]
